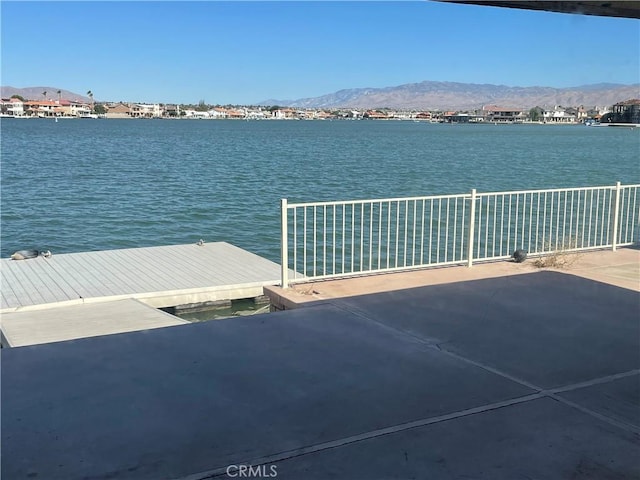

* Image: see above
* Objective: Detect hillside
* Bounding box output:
[1,86,92,103]
[262,81,640,110]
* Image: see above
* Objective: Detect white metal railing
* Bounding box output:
[280,182,639,287]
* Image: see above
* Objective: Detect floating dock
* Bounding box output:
[0,242,284,347]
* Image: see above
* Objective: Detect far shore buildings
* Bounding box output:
[2,96,639,124]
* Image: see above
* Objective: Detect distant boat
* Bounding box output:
[79,113,99,119]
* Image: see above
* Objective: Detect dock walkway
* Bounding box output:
[1,242,282,312]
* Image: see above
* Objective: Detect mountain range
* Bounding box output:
[261,81,640,110]
[0,86,92,103]
[3,81,638,110]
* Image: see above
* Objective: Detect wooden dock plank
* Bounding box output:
[122,246,209,289]
[82,250,158,294]
[2,260,49,307]
[19,258,78,304]
[48,254,118,299]
[1,242,282,312]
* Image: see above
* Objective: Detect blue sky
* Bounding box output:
[1,1,639,104]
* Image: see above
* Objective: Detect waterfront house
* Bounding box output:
[23,100,58,117]
[543,106,577,123]
[364,110,389,119]
[611,99,640,124]
[272,108,296,119]
[482,105,525,122]
[105,103,132,118]
[130,103,163,118]
[183,109,209,119]
[415,111,433,121]
[164,104,180,117]
[0,97,24,116]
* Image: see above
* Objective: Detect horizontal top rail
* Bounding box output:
[287,193,472,209]
[285,184,640,209]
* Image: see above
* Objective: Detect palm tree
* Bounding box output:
[87,90,94,112]
[57,89,62,103]
[42,90,47,100]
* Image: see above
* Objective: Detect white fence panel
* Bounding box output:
[281,183,640,287]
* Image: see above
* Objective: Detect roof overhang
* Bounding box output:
[434,1,640,19]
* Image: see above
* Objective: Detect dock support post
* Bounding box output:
[467,189,477,267]
[611,181,621,251]
[281,198,289,288]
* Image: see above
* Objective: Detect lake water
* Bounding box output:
[2,118,639,262]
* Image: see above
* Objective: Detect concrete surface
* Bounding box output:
[1,267,639,479]
[265,247,639,311]
[0,299,189,347]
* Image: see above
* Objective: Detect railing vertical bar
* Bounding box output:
[360,203,364,271]
[507,194,512,255]
[429,200,434,264]
[484,196,489,258]
[292,208,297,280]
[500,195,505,256]
[581,189,588,248]
[555,191,561,251]
[420,199,426,264]
[313,206,317,276]
[323,206,327,276]
[629,187,638,244]
[386,201,391,268]
[514,194,519,252]
[280,199,289,288]
[437,198,442,264]
[445,198,450,262]
[476,196,482,259]
[460,198,466,262]
[453,197,459,261]
[369,202,373,270]
[404,200,409,267]
[549,192,558,252]
[467,189,477,267]
[492,195,498,257]
[599,190,606,245]
[303,207,307,276]
[561,191,567,249]
[606,189,612,246]
[350,204,354,272]
[521,192,526,250]
[535,193,540,254]
[612,182,621,249]
[541,192,547,252]
[412,199,417,265]
[395,200,401,268]
[341,204,346,273]
[587,190,593,247]
[574,190,581,249]
[569,190,575,248]
[332,205,336,275]
[376,202,381,269]
[527,193,533,252]
[594,189,601,247]
[624,187,632,244]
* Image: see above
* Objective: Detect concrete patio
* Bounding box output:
[1,248,639,479]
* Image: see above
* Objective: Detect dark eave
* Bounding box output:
[435,1,640,19]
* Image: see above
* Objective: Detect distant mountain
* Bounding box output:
[260,81,640,110]
[1,86,92,103]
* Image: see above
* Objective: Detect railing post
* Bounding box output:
[467,189,477,267]
[281,198,289,288]
[611,181,621,251]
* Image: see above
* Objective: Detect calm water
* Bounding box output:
[2,118,639,262]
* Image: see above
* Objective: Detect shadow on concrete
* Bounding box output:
[1,271,638,479]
